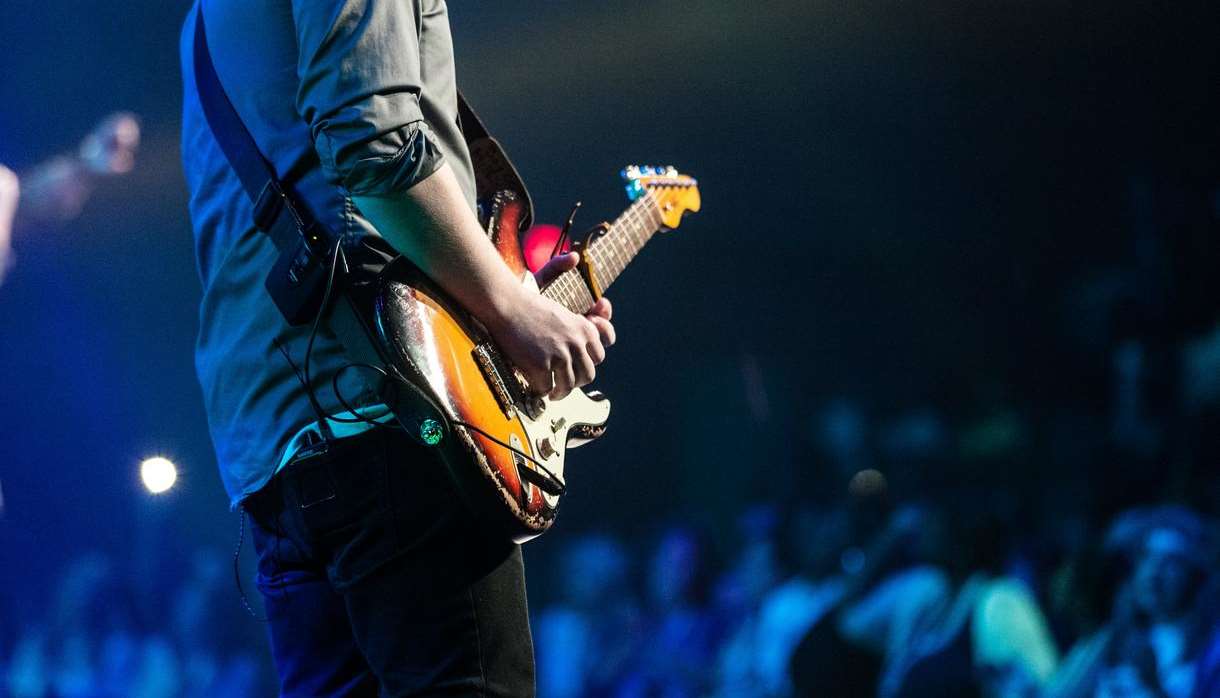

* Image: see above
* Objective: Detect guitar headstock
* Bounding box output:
[622,165,701,230]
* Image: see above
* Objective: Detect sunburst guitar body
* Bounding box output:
[372,166,700,542]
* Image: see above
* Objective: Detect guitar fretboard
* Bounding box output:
[541,191,664,314]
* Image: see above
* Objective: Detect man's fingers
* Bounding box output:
[588,297,612,321]
[588,337,606,365]
[571,345,597,389]
[590,316,616,348]
[550,357,576,400]
[0,166,19,204]
[526,365,553,396]
[533,252,579,287]
[581,320,606,364]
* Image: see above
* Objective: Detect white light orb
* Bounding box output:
[140,457,178,494]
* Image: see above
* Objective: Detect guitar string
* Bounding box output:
[547,192,650,310]
[548,190,651,307]
[545,188,666,313]
[599,190,660,280]
[585,190,661,294]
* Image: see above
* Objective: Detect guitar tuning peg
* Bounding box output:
[625,179,645,201]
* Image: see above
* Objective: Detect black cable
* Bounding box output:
[300,239,344,437]
[295,238,567,497]
[274,339,320,422]
[298,241,393,427]
[551,201,582,258]
[450,419,567,496]
[327,358,566,495]
[330,362,403,429]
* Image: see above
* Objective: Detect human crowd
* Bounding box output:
[530,498,1220,698]
[6,492,1213,697]
[1,548,269,697]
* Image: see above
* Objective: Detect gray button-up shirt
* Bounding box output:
[180,0,476,507]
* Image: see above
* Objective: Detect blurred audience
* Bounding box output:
[3,549,261,698]
[1089,508,1215,698]
[524,496,1217,698]
[616,525,722,697]
[4,477,1218,698]
[533,533,642,697]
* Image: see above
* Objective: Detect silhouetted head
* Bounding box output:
[647,525,711,609]
[559,533,630,608]
[1108,505,1211,623]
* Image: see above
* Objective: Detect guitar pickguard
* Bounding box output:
[515,388,611,508]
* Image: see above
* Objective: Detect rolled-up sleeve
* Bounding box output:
[292,0,443,196]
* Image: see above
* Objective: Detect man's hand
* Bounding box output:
[0,165,19,285]
[533,252,616,349]
[353,166,615,401]
[487,252,616,401]
[79,112,141,176]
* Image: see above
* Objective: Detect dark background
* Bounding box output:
[1,0,1218,684]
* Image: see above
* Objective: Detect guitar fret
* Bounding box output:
[544,269,593,315]
[600,228,622,279]
[542,189,666,316]
[589,191,661,291]
[558,274,577,312]
[571,274,589,312]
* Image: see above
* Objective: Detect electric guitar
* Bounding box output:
[371,166,701,542]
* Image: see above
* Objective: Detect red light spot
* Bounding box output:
[521,224,572,274]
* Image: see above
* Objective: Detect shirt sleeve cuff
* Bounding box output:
[334,121,445,197]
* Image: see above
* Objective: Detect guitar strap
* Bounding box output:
[191,6,525,447]
[456,92,535,232]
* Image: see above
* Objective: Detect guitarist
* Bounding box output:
[180,0,614,695]
[0,167,15,285]
[0,112,140,287]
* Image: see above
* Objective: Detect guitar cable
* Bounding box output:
[294,238,569,496]
[301,239,394,430]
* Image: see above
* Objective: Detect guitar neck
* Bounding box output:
[541,192,663,314]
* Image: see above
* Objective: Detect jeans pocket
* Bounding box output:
[255,567,317,595]
[325,441,462,591]
[294,441,385,538]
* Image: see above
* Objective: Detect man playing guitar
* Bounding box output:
[180,0,613,694]
[0,167,16,285]
[0,112,140,287]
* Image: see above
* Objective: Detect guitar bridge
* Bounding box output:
[472,343,519,418]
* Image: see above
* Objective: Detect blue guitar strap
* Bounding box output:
[191,6,336,325]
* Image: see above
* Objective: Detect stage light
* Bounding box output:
[848,468,887,498]
[522,224,570,274]
[140,457,177,494]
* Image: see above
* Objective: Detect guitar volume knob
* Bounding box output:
[537,438,557,459]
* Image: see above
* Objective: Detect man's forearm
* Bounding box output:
[354,161,611,398]
[0,166,18,285]
[353,162,526,332]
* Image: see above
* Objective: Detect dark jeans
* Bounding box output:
[243,428,535,697]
